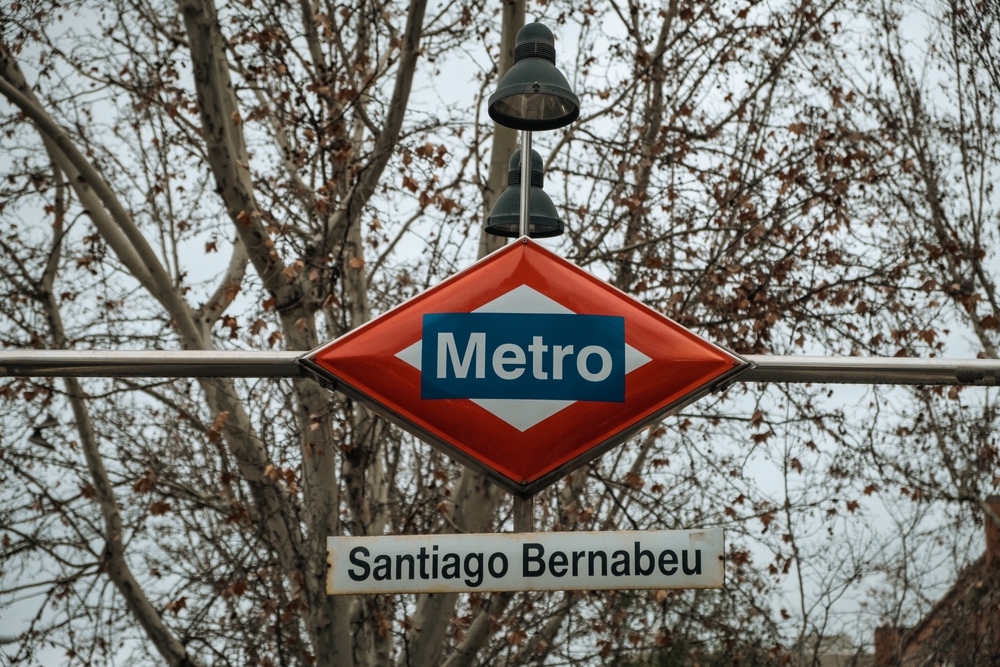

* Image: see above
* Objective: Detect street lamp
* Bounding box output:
[485,149,563,238]
[487,23,580,132]
[487,22,579,239]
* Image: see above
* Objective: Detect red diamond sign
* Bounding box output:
[301,239,749,497]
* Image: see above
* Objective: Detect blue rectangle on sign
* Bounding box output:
[421,313,625,402]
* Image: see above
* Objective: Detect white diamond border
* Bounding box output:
[395,285,651,432]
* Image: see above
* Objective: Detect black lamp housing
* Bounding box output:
[485,149,564,238]
[488,23,580,131]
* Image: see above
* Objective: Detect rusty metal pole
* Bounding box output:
[513,495,533,532]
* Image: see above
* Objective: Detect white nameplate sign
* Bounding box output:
[327,529,724,595]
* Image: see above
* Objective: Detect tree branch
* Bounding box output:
[196,236,249,331]
[177,0,305,307]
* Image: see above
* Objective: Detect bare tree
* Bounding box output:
[3,0,1000,665]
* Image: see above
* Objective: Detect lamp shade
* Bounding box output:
[488,23,580,131]
[485,149,564,238]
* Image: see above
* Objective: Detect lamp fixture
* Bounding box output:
[485,149,564,238]
[488,23,580,131]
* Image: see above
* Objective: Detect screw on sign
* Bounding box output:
[301,239,751,497]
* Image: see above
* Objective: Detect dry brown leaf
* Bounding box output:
[150,501,171,515]
[132,469,157,493]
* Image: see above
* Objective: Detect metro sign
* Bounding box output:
[301,239,750,497]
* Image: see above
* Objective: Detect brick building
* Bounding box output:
[873,496,1000,666]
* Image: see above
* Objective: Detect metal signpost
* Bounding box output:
[4,22,1000,601]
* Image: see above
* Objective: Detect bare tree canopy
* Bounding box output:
[1,0,999,664]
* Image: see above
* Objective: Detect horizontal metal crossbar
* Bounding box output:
[0,351,998,385]
[742,355,1000,386]
[0,351,304,378]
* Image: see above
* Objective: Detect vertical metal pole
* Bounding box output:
[514,131,534,527]
[513,495,534,532]
[519,130,532,238]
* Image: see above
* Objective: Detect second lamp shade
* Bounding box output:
[485,149,564,238]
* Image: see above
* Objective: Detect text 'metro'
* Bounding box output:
[327,530,724,595]
[421,313,625,402]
